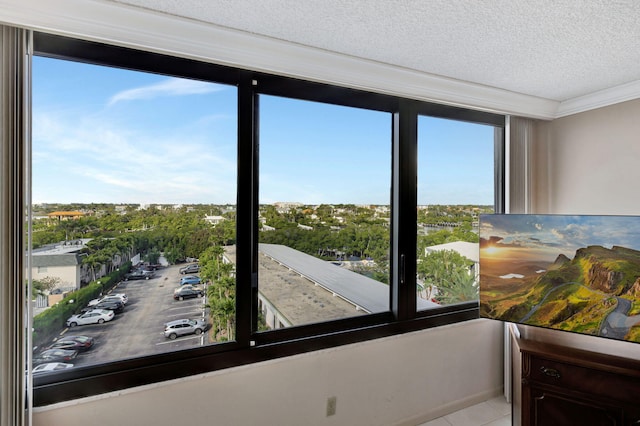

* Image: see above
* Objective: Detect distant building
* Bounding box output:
[273,202,303,213]
[31,240,94,292]
[204,215,226,226]
[46,211,85,221]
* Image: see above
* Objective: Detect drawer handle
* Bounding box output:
[540,366,561,379]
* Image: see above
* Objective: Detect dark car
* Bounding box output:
[141,264,161,271]
[83,299,124,314]
[173,285,205,301]
[33,348,78,365]
[124,269,154,280]
[179,263,200,274]
[47,335,94,352]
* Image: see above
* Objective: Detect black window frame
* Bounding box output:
[31,32,505,406]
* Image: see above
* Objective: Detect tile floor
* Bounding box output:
[417,396,511,426]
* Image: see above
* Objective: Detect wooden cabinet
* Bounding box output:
[520,339,640,426]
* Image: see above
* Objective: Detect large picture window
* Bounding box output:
[27,32,505,405]
[257,95,391,329]
[32,55,238,367]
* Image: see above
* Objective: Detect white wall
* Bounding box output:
[32,265,78,290]
[33,319,504,426]
[533,98,640,215]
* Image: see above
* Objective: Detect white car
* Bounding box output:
[32,362,74,375]
[88,293,128,307]
[66,309,115,327]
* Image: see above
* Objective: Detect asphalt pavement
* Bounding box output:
[57,264,208,367]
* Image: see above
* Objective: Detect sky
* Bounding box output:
[33,56,496,206]
[479,214,640,263]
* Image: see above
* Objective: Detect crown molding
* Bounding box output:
[1,0,560,119]
[556,79,640,118]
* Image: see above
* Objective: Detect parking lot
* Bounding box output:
[59,264,209,367]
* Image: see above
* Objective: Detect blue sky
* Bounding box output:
[480,214,640,262]
[33,56,495,206]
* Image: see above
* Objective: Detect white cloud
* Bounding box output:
[32,108,237,204]
[108,78,224,106]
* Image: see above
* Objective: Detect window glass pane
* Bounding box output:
[416,116,496,309]
[31,56,237,369]
[256,95,391,329]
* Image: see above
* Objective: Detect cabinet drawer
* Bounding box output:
[526,355,640,406]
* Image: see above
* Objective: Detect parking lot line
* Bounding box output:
[155,334,202,345]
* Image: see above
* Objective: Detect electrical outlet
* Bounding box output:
[326,396,337,417]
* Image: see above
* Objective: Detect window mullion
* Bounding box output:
[235,77,257,345]
[391,100,417,320]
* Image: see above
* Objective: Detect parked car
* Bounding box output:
[83,300,124,314]
[141,263,161,271]
[173,285,205,300]
[173,284,199,294]
[124,269,154,280]
[163,318,208,339]
[32,349,78,365]
[66,309,115,327]
[179,263,200,274]
[47,335,94,352]
[104,293,128,304]
[32,362,74,375]
[179,275,201,286]
[88,293,128,307]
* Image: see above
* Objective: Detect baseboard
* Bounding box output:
[392,386,505,426]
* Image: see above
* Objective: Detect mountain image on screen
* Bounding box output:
[479,214,640,343]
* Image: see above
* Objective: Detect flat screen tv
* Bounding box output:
[479,214,640,343]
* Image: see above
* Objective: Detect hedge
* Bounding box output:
[32,261,131,349]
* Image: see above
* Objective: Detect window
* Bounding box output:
[27,32,504,405]
[416,116,499,309]
[32,54,238,368]
[257,95,391,329]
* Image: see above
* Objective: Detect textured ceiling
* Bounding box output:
[111,0,640,102]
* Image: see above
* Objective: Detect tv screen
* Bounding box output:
[479,214,640,343]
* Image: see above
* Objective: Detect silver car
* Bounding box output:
[88,293,128,306]
[163,318,208,339]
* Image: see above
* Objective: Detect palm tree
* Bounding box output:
[417,249,477,304]
[82,253,104,283]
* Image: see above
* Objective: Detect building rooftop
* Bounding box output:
[259,243,389,313]
[425,241,479,263]
[32,253,84,267]
[224,243,438,326]
[46,211,85,217]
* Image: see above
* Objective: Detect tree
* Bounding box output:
[208,277,235,340]
[198,245,236,340]
[417,249,477,304]
[31,276,60,298]
[144,248,161,265]
[211,219,236,245]
[82,252,110,282]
